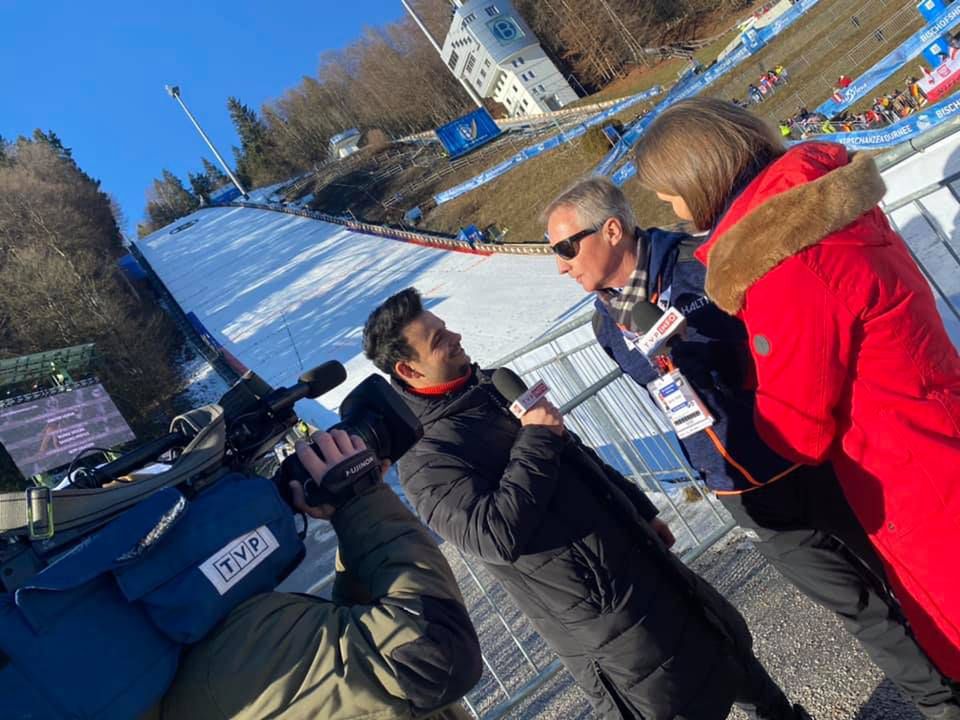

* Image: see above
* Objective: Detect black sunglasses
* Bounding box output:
[546,226,599,260]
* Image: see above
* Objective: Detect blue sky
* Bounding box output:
[2,0,408,235]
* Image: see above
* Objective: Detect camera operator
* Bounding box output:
[154,429,482,720]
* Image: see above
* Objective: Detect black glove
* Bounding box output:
[302,447,382,508]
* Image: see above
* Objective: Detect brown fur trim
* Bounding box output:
[705,152,886,314]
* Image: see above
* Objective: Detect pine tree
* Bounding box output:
[31,129,72,160]
[227,96,270,187]
[0,134,186,489]
[201,157,228,187]
[188,171,215,204]
[139,169,198,237]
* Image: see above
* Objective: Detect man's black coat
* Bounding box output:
[396,370,758,719]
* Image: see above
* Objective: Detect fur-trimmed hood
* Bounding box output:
[702,146,887,314]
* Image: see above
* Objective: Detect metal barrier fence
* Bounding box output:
[224,199,554,255]
[882,172,960,337]
[492,314,734,559]
[301,309,734,719]
[390,312,734,718]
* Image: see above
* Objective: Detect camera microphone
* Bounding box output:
[264,361,347,415]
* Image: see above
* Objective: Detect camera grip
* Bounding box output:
[277,447,381,508]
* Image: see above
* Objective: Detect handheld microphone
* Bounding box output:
[491,367,550,418]
[630,302,685,356]
[630,303,714,438]
[264,361,348,415]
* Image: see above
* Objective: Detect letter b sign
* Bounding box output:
[488,16,524,45]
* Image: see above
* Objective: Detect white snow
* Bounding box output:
[178,353,230,406]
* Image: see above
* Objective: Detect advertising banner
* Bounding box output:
[921,54,960,101]
[814,0,960,117]
[434,86,662,204]
[793,92,960,148]
[435,108,503,159]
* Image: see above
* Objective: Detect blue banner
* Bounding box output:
[435,108,503,159]
[594,44,754,176]
[793,93,960,149]
[815,0,960,118]
[602,0,823,184]
[434,86,662,204]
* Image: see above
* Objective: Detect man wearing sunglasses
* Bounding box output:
[542,176,960,719]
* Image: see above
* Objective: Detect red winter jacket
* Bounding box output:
[697,142,960,679]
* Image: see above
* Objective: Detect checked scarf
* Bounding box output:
[597,228,649,332]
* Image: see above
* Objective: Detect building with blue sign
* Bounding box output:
[438,0,578,117]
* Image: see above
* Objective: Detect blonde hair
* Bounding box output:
[633,97,785,231]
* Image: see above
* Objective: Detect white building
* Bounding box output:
[439,0,579,117]
[328,128,361,159]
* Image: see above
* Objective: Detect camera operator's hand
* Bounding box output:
[292,429,369,519]
[521,398,565,437]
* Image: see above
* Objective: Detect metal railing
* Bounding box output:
[882,171,960,332]
[222,199,554,255]
[490,313,733,557]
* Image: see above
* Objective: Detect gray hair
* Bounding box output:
[541,176,637,236]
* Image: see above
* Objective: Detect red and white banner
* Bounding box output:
[922,53,960,102]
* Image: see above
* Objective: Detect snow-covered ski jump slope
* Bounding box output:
[138,134,960,428]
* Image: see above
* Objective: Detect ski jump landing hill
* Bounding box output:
[137,129,960,429]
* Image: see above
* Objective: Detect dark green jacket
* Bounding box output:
[159,484,482,720]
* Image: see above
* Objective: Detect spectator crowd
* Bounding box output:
[780,75,928,139]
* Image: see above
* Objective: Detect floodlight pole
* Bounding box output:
[164,84,248,199]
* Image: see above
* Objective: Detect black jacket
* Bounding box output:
[396,370,757,720]
[592,229,798,492]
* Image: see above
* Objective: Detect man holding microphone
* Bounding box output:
[361,287,810,720]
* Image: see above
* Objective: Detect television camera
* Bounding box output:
[0,362,422,591]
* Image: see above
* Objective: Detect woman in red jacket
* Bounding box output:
[633,97,960,680]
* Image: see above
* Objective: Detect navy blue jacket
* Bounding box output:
[592,229,796,492]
